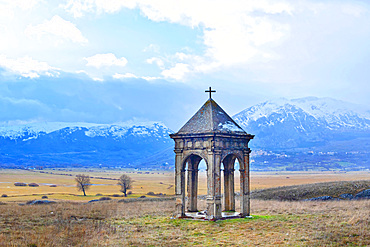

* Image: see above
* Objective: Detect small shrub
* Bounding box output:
[112,194,122,197]
[139,195,146,198]
[28,183,39,187]
[146,192,155,196]
[42,196,48,199]
[14,182,27,186]
[1,194,7,197]
[99,197,112,201]
[96,193,103,196]
[49,185,57,187]
[127,191,132,195]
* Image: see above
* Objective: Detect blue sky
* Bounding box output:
[0,0,370,130]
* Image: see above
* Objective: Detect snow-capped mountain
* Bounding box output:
[0,121,174,169]
[0,121,171,140]
[1,97,369,170]
[234,97,370,150]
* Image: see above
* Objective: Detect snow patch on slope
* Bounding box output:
[218,121,244,132]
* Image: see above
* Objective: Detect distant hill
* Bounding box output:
[251,180,370,201]
[0,122,173,169]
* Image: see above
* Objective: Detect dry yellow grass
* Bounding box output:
[1,169,369,202]
[0,169,174,202]
[1,169,369,246]
[0,199,368,246]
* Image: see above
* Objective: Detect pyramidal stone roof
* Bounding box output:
[176,98,247,135]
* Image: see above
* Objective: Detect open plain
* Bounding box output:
[1,169,369,202]
[0,169,369,246]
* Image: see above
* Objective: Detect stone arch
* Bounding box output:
[221,153,243,212]
[181,152,208,171]
[221,152,243,166]
[181,153,208,212]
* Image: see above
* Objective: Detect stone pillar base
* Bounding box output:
[206,197,222,219]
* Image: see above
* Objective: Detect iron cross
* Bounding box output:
[205,87,216,99]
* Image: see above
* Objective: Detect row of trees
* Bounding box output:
[75,174,133,196]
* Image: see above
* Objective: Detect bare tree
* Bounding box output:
[118,174,133,197]
[75,174,91,196]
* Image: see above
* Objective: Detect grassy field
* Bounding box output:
[0,199,368,246]
[0,169,369,246]
[1,169,369,202]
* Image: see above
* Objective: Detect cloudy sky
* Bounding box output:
[1,0,369,129]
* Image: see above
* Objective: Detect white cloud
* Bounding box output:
[161,63,190,80]
[25,15,88,44]
[0,0,41,19]
[63,0,293,79]
[113,73,138,79]
[142,76,160,81]
[0,55,59,78]
[84,53,128,68]
[62,0,137,18]
[0,0,43,53]
[2,0,369,90]
[139,1,291,68]
[143,44,160,53]
[76,70,88,74]
[113,73,160,81]
[92,77,104,81]
[146,57,164,69]
[341,3,367,17]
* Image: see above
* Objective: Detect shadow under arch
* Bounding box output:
[221,153,244,212]
[181,153,208,212]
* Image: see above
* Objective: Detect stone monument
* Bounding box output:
[170,88,254,219]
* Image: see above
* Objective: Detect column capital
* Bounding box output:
[223,168,235,174]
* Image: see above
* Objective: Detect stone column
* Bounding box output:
[223,168,230,211]
[224,168,235,211]
[175,152,185,217]
[206,151,222,219]
[206,151,214,219]
[214,151,222,218]
[187,157,200,212]
[223,155,235,212]
[240,151,250,217]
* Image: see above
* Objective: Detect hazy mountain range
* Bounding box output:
[0,122,173,169]
[0,97,369,170]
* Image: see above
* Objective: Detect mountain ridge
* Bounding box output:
[233,97,370,151]
[0,96,369,170]
[0,121,174,169]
